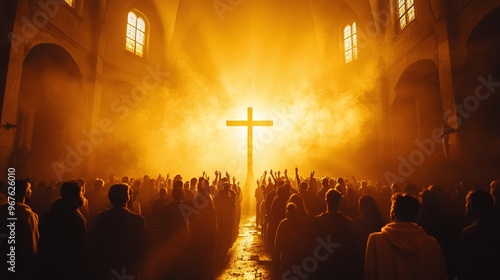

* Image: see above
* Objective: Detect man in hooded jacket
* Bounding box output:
[364,193,447,280]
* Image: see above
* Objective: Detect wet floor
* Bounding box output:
[216,217,275,280]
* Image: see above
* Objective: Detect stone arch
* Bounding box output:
[458,6,500,184]
[391,59,444,183]
[12,43,87,181]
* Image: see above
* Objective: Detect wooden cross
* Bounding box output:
[226,107,273,178]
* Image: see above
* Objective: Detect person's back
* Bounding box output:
[274,203,310,277]
[310,189,355,280]
[90,184,147,279]
[38,181,88,280]
[365,194,446,280]
[459,189,500,280]
[0,180,39,280]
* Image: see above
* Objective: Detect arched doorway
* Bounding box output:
[459,6,500,184]
[12,44,87,181]
[391,60,444,184]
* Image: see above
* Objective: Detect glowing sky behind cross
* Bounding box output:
[111,1,380,181]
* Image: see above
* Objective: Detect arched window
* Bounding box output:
[397,0,415,30]
[343,22,358,64]
[126,11,147,57]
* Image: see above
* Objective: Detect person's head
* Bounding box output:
[93,179,104,190]
[358,195,379,216]
[190,177,197,189]
[183,181,190,190]
[172,187,185,202]
[173,179,183,189]
[285,202,298,218]
[14,180,32,202]
[321,177,329,188]
[299,181,308,193]
[159,187,167,198]
[60,181,84,209]
[490,180,500,204]
[390,194,420,222]
[288,193,306,213]
[337,177,344,185]
[108,184,130,208]
[326,189,342,212]
[122,176,129,184]
[466,189,493,219]
[76,178,86,193]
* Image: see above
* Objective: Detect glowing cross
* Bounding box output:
[226,107,273,178]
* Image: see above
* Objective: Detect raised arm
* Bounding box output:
[269,169,277,184]
[295,167,301,186]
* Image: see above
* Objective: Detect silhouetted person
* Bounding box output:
[214,182,235,255]
[288,193,311,220]
[188,183,218,280]
[90,183,148,279]
[127,180,142,215]
[269,186,289,248]
[152,187,169,220]
[160,187,188,240]
[38,180,88,280]
[365,194,446,280]
[76,178,90,220]
[352,195,385,279]
[86,178,109,227]
[459,189,500,280]
[0,180,39,280]
[274,203,310,278]
[316,177,329,214]
[145,187,190,280]
[309,189,356,280]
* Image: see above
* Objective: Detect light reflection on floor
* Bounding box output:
[216,216,274,280]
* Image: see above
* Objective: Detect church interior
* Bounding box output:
[1,0,500,188]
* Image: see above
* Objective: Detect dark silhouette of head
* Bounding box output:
[276,186,287,198]
[391,194,420,222]
[13,180,32,202]
[172,187,185,202]
[466,189,493,219]
[108,184,130,208]
[159,187,167,198]
[359,195,380,217]
[93,178,104,190]
[173,179,183,189]
[299,182,308,193]
[322,177,329,188]
[60,180,84,209]
[285,202,298,218]
[326,189,342,212]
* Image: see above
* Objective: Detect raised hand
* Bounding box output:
[166,173,170,179]
[226,171,230,178]
[284,169,288,176]
[277,170,281,177]
[264,170,267,176]
[232,176,236,184]
[311,171,315,178]
[295,167,299,174]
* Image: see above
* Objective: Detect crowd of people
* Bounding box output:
[0,172,242,280]
[255,168,500,280]
[1,167,499,280]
